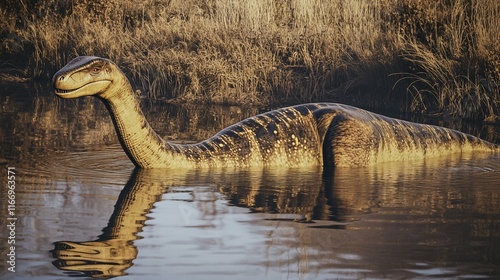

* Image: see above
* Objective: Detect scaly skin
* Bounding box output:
[53,56,499,169]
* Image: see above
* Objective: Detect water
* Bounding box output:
[1,84,500,279]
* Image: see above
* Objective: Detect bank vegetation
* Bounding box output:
[1,0,499,120]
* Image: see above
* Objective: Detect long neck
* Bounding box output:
[99,81,179,168]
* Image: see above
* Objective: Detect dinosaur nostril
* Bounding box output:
[58,75,65,81]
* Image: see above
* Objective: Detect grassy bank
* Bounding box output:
[1,0,499,120]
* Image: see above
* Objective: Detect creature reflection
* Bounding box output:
[51,167,330,278]
[51,154,500,278]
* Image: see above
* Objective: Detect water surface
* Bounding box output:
[1,85,500,279]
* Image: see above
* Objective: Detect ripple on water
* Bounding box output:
[42,144,133,184]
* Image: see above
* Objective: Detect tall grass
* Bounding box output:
[390,0,500,119]
[1,0,499,120]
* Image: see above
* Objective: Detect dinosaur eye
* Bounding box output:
[91,67,102,74]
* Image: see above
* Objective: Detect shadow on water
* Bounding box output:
[1,83,500,279]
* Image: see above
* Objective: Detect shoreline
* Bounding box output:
[1,0,498,120]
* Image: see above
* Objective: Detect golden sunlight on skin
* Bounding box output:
[53,56,499,169]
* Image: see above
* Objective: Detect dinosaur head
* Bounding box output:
[53,56,123,99]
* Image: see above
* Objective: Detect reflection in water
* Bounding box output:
[51,169,161,278]
[50,167,327,278]
[1,86,500,279]
[47,153,500,279]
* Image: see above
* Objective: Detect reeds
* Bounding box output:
[0,0,498,120]
[390,0,500,119]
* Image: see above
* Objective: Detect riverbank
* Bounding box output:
[1,0,499,120]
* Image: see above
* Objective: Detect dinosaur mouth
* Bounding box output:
[55,88,78,95]
[54,86,83,98]
[54,80,111,98]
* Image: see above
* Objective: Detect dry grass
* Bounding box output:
[1,0,499,120]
